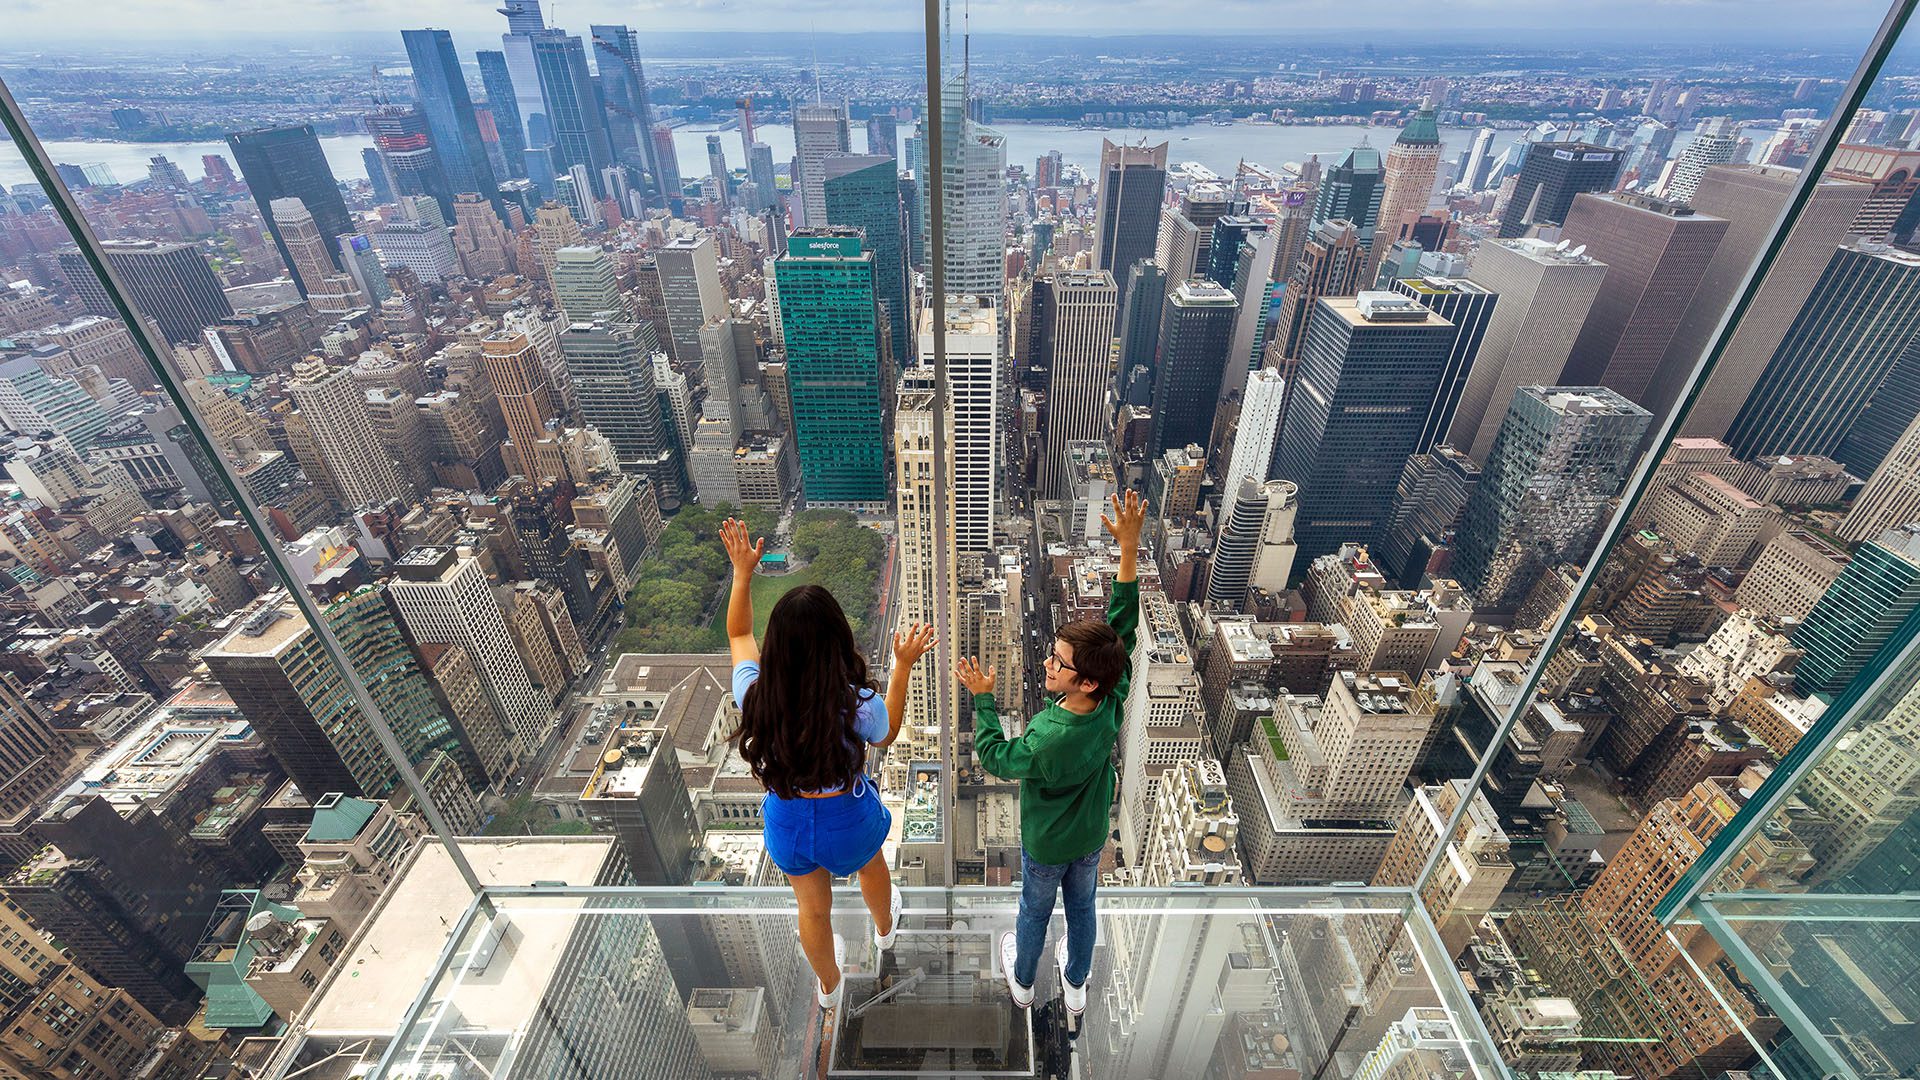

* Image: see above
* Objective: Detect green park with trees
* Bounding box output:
[614,505,887,654]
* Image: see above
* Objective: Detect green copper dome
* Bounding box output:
[1397,108,1441,147]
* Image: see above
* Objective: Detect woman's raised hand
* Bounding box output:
[893,621,938,669]
[720,517,764,578]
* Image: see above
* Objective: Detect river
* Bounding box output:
[3,120,1536,190]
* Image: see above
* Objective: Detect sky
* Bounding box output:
[0,0,1895,46]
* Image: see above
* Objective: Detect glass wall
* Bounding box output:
[2,0,1919,1077]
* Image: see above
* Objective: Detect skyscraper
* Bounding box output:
[1147,280,1239,458]
[482,329,566,480]
[1094,139,1169,277]
[932,295,999,554]
[200,601,373,800]
[530,34,614,198]
[1224,222,1282,392]
[561,317,680,506]
[1179,184,1245,282]
[387,546,552,751]
[1209,477,1298,609]
[0,358,113,453]
[1269,219,1364,362]
[650,124,683,200]
[1459,127,1497,192]
[496,0,551,154]
[270,198,364,313]
[823,153,909,368]
[1451,238,1607,460]
[747,142,778,212]
[1379,446,1482,587]
[1844,405,1920,545]
[1154,205,1201,290]
[1665,117,1740,205]
[793,102,851,227]
[774,229,885,505]
[892,365,954,756]
[401,29,499,207]
[550,245,625,324]
[1558,191,1728,425]
[590,25,659,189]
[1368,106,1443,279]
[1674,165,1873,440]
[286,359,412,508]
[474,50,527,179]
[655,234,727,372]
[917,75,1007,301]
[1219,366,1286,523]
[226,125,352,291]
[1311,144,1385,252]
[1116,260,1167,401]
[59,240,232,345]
[1450,387,1652,613]
[1388,275,1497,455]
[704,134,729,206]
[364,104,455,219]
[1724,244,1920,473]
[1032,270,1119,496]
[865,112,898,159]
[1790,524,1920,696]
[1497,141,1625,238]
[1273,292,1455,567]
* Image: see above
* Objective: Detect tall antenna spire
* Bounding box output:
[811,25,823,103]
[962,0,971,104]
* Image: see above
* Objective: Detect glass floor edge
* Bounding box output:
[258,884,1512,1080]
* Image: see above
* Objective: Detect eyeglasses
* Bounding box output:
[1045,650,1077,674]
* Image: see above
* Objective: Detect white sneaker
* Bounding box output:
[1056,936,1086,1016]
[874,884,902,950]
[816,933,847,1010]
[999,931,1034,1008]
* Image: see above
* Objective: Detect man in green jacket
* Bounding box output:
[959,490,1143,1018]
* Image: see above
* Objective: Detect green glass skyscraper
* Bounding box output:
[1791,524,1920,697]
[774,228,886,505]
[823,153,908,369]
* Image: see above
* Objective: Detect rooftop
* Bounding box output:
[298,837,616,1041]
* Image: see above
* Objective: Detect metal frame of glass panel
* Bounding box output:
[0,74,495,903]
[1411,0,1920,907]
[3,0,1917,1074]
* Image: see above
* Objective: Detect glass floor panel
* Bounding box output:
[257,880,1507,1080]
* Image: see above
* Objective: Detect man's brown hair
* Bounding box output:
[1057,619,1127,702]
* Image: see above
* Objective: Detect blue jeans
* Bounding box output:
[1014,847,1100,989]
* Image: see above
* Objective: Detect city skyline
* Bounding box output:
[0,0,1916,1074]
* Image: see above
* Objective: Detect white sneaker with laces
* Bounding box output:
[816,933,847,1010]
[1056,936,1086,1016]
[999,931,1034,1008]
[874,884,902,950]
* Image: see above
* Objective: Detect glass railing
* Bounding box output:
[4,1,1920,1078]
[258,870,1503,1080]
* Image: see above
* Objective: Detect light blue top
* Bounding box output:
[732,660,888,796]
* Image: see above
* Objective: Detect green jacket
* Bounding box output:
[973,578,1139,865]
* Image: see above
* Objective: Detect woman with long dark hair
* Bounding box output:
[721,517,936,1010]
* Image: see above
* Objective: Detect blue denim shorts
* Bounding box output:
[762,775,892,877]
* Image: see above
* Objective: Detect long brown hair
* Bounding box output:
[733,585,877,799]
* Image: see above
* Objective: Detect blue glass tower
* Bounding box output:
[823,154,909,369]
[401,30,499,206]
[476,50,528,180]
[530,35,614,199]
[774,229,886,505]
